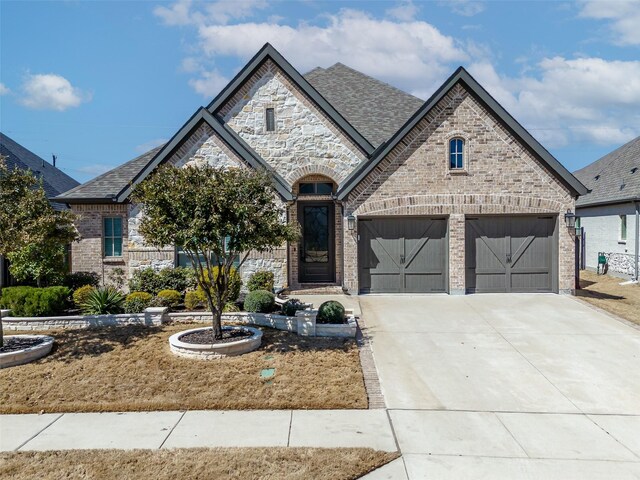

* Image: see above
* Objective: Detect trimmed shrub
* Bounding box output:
[0,286,70,317]
[244,289,275,313]
[247,270,275,292]
[155,289,182,309]
[196,266,242,306]
[128,267,196,295]
[73,285,96,308]
[184,290,202,310]
[282,298,306,317]
[64,271,100,291]
[223,302,240,313]
[123,292,153,313]
[81,287,125,315]
[316,300,346,324]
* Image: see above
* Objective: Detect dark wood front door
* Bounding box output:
[298,202,335,283]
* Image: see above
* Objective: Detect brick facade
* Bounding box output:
[342,84,576,294]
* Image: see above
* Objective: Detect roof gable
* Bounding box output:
[337,67,588,200]
[207,43,375,156]
[574,136,640,207]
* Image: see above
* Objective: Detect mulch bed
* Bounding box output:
[0,336,46,354]
[179,328,253,345]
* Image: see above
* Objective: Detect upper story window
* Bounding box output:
[265,108,275,132]
[620,215,627,241]
[298,182,334,195]
[103,217,123,257]
[449,138,465,170]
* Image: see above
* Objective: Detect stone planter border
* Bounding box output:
[0,335,54,368]
[2,306,357,338]
[169,325,263,360]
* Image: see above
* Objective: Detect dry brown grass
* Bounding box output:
[0,323,367,414]
[0,447,399,480]
[577,270,640,326]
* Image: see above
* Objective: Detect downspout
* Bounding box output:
[635,200,639,282]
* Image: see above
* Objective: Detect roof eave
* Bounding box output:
[576,196,640,209]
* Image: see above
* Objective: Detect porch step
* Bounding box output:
[285,285,345,295]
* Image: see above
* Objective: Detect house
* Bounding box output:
[54,43,587,294]
[0,132,80,287]
[573,137,640,280]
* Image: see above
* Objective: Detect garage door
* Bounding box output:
[465,216,556,293]
[358,217,447,293]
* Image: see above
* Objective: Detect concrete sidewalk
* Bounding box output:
[0,409,396,452]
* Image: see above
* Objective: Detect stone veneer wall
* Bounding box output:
[220,59,366,186]
[342,84,576,294]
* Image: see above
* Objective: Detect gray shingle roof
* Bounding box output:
[574,136,640,207]
[0,132,80,210]
[304,63,424,147]
[54,146,164,203]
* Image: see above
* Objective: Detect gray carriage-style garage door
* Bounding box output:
[358,217,447,293]
[465,216,557,293]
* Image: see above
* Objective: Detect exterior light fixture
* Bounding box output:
[347,215,356,231]
[564,211,576,229]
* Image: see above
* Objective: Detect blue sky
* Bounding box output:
[1,0,639,183]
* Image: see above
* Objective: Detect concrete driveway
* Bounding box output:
[359,294,640,479]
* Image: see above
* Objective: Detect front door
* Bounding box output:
[298,202,335,283]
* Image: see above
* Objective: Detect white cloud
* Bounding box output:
[195,9,467,91]
[135,138,168,153]
[189,69,229,97]
[154,0,267,26]
[0,83,9,95]
[442,0,486,17]
[579,0,640,45]
[386,1,419,21]
[469,57,640,147]
[19,74,89,111]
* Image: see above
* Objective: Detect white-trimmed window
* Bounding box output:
[620,215,627,241]
[449,137,465,170]
[103,217,123,257]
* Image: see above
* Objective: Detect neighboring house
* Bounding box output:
[54,44,587,294]
[574,137,640,280]
[0,132,81,287]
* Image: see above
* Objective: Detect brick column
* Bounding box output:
[449,214,466,295]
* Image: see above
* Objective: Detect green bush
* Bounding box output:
[316,300,346,324]
[184,290,202,310]
[223,302,240,313]
[244,289,275,313]
[64,271,100,290]
[155,289,182,309]
[73,285,96,307]
[123,291,153,314]
[81,287,125,315]
[247,270,275,292]
[196,266,242,305]
[128,267,196,295]
[282,298,306,317]
[0,286,70,317]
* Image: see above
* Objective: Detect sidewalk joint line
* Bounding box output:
[385,409,402,453]
[159,410,186,450]
[286,410,293,447]
[585,414,640,461]
[15,413,64,451]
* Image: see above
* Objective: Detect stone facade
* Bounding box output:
[342,84,576,294]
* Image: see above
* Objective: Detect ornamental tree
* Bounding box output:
[0,156,79,346]
[131,165,298,340]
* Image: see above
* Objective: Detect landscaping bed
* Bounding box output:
[578,270,640,326]
[0,322,367,413]
[0,447,399,480]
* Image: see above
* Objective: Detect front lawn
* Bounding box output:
[0,323,367,414]
[577,270,640,326]
[0,448,399,480]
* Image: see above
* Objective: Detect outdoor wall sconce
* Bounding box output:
[564,210,576,229]
[347,215,356,231]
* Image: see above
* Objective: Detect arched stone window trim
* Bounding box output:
[446,132,470,175]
